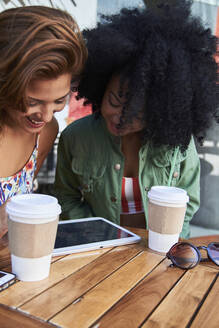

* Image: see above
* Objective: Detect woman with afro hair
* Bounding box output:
[55,0,219,239]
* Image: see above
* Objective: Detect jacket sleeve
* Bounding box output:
[177,138,200,239]
[54,132,94,220]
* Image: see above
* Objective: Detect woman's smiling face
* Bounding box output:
[8,73,72,134]
[101,74,144,137]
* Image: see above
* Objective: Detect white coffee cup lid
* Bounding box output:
[148,186,189,204]
[6,194,61,219]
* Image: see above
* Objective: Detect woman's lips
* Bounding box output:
[108,121,120,135]
[25,117,45,129]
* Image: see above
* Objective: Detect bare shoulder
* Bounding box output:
[35,117,59,176]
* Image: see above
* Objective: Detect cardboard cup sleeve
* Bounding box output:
[8,217,58,258]
[148,202,186,234]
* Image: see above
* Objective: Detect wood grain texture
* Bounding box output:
[50,250,164,328]
[0,234,11,271]
[0,304,56,328]
[0,228,218,328]
[96,258,185,328]
[19,244,144,320]
[141,265,218,328]
[189,235,219,245]
[190,273,219,328]
[0,247,111,308]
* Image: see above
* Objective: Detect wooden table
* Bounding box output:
[0,229,218,328]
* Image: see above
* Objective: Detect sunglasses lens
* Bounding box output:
[169,243,199,269]
[208,243,219,265]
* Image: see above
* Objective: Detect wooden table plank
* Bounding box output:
[1,228,218,328]
[19,244,144,320]
[190,272,219,328]
[189,235,219,245]
[50,250,164,328]
[0,247,111,308]
[0,234,11,271]
[0,304,57,328]
[141,265,218,328]
[96,258,185,328]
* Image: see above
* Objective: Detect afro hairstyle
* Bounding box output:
[78,0,219,150]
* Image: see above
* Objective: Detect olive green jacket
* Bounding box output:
[55,114,200,239]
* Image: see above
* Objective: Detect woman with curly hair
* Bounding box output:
[55,0,218,238]
[0,6,87,238]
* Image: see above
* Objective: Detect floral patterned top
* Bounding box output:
[0,136,39,205]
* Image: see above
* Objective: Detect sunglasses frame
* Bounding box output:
[166,241,219,270]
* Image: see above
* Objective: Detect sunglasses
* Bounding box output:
[166,242,219,269]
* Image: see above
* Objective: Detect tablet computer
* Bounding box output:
[53,217,141,256]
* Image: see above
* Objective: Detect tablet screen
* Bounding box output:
[53,217,141,255]
[54,219,133,248]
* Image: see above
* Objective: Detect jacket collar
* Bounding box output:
[148,143,188,167]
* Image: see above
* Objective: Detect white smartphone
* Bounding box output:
[0,270,16,292]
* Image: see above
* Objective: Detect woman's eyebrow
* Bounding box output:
[28,91,70,102]
[55,91,71,101]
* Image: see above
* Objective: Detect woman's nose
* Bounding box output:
[41,104,55,123]
[111,115,120,125]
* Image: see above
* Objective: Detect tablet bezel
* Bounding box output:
[52,217,141,256]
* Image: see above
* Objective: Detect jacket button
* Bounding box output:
[145,187,150,191]
[114,163,121,170]
[173,172,178,178]
[111,196,117,202]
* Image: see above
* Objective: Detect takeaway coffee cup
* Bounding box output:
[147,186,189,254]
[6,194,61,281]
